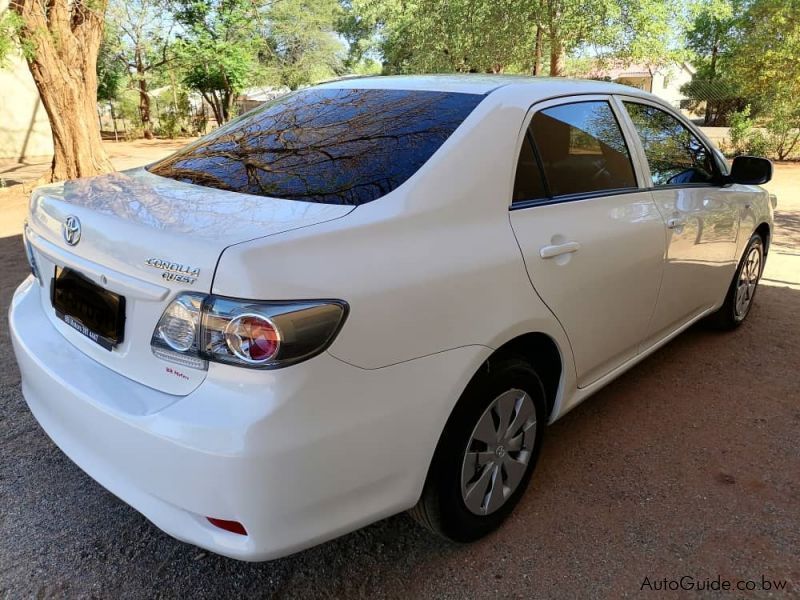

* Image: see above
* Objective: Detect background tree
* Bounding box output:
[172,0,266,124]
[727,0,800,158]
[263,0,343,90]
[3,0,113,181]
[337,0,375,71]
[682,0,744,124]
[107,0,173,139]
[351,0,542,74]
[726,0,800,110]
[349,0,678,76]
[97,28,126,105]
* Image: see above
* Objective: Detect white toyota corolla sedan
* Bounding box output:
[10,75,774,561]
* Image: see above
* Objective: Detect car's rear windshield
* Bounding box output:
[147,88,485,206]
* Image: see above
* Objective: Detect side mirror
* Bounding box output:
[728,155,773,185]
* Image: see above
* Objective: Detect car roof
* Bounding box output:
[315,74,646,99]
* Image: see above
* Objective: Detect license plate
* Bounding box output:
[51,267,126,350]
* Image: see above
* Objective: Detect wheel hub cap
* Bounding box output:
[460,388,537,516]
[735,243,762,320]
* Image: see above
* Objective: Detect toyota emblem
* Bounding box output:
[63,215,81,246]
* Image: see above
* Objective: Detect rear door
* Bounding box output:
[617,98,740,345]
[509,96,665,388]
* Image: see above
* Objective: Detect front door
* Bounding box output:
[619,100,740,345]
[509,98,665,387]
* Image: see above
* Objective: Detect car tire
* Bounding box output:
[409,355,546,542]
[707,233,765,330]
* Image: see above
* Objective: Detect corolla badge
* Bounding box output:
[145,257,200,285]
[62,215,81,246]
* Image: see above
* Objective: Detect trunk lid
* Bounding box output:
[25,168,354,396]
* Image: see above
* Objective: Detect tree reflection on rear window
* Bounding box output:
[147,88,485,205]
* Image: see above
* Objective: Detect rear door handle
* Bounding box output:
[539,241,581,259]
[666,217,686,229]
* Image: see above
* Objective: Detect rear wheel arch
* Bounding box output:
[488,332,563,420]
[417,332,563,501]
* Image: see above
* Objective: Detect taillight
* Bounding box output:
[157,295,200,352]
[151,294,348,370]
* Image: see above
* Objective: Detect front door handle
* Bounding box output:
[539,241,581,259]
[666,217,686,229]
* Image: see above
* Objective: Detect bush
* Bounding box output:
[154,111,183,139]
[726,105,770,158]
[764,103,800,160]
[728,106,754,153]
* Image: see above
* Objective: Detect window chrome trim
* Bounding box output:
[510,186,643,211]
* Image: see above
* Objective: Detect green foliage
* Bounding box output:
[727,0,800,104]
[172,0,267,122]
[350,0,684,75]
[171,0,343,122]
[263,0,344,90]
[727,105,765,155]
[763,101,800,160]
[351,0,528,73]
[608,0,689,64]
[178,40,255,96]
[113,87,145,139]
[97,28,126,102]
[0,11,33,66]
[0,13,17,67]
[684,0,800,131]
[680,0,745,124]
[725,103,800,160]
[153,85,195,136]
[337,0,375,70]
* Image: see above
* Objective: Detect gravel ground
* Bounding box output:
[1,164,799,597]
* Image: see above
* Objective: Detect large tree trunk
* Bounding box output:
[704,39,720,126]
[11,0,112,182]
[137,74,154,139]
[201,91,225,126]
[533,26,543,76]
[549,36,565,76]
[136,49,154,139]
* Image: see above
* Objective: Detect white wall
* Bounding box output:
[650,64,694,109]
[0,1,54,160]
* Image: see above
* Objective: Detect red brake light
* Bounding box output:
[224,314,280,363]
[207,517,248,535]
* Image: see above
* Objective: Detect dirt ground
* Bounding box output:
[0,143,798,598]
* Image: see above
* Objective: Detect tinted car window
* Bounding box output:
[530,101,637,197]
[512,135,547,203]
[148,88,484,205]
[624,102,719,186]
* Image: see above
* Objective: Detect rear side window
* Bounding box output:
[624,102,719,186]
[148,88,484,206]
[512,135,547,203]
[529,101,637,197]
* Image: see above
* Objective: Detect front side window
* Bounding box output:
[148,88,485,206]
[624,102,719,187]
[529,101,637,197]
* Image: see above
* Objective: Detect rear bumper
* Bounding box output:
[9,276,488,560]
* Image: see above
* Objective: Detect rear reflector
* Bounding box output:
[207,517,247,536]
